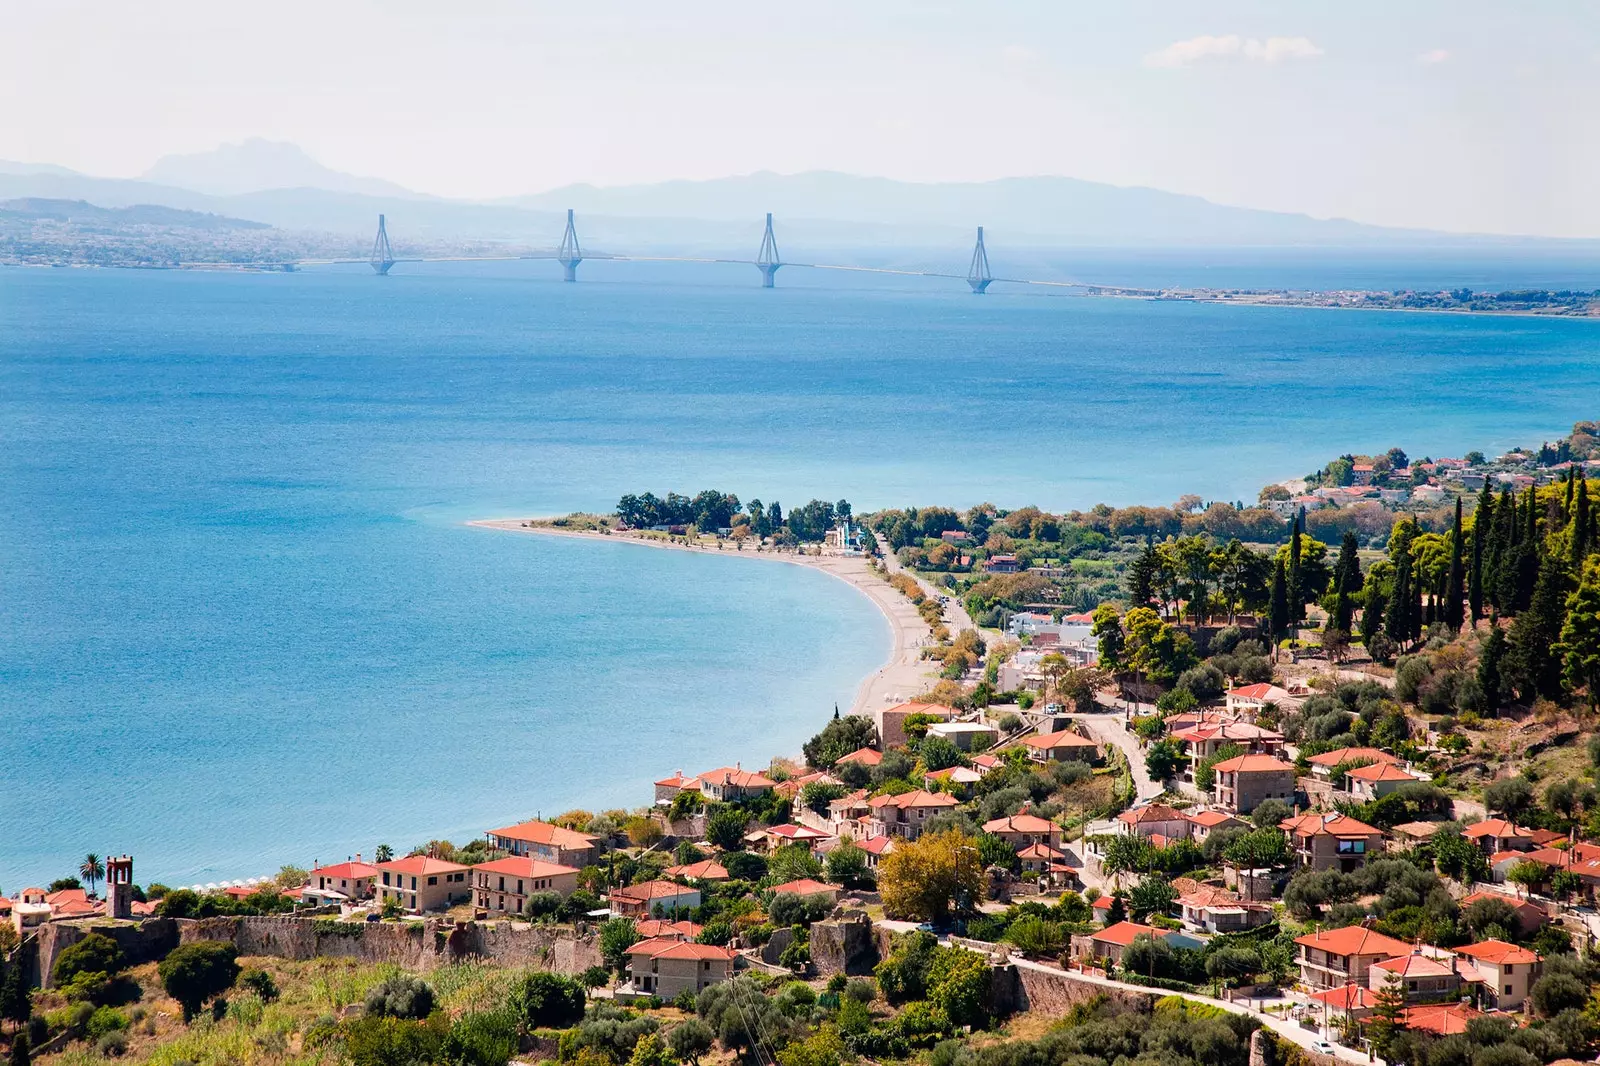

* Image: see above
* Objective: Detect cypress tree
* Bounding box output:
[1411,567,1425,643]
[1479,621,1506,712]
[1573,477,1591,567]
[1268,557,1290,648]
[1444,497,1465,631]
[0,954,29,1030]
[1334,587,1352,634]
[1469,491,1488,624]
[1508,552,1571,702]
[1288,511,1304,623]
[1386,551,1413,646]
[1334,530,1361,593]
[1360,582,1386,649]
[10,1032,29,1066]
[1566,465,1577,519]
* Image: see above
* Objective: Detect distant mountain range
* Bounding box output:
[0,141,1592,253]
[0,197,269,231]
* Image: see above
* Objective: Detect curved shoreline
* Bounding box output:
[467,519,941,718]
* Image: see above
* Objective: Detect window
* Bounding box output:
[1504,985,1513,995]
[383,873,391,886]
[410,877,417,890]
[498,877,505,891]
[428,876,438,886]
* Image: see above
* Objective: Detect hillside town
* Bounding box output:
[8,423,1600,1066]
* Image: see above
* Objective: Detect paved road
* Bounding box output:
[1072,710,1164,803]
[879,547,982,635]
[1005,955,1377,1065]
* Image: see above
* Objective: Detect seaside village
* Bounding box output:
[12,673,1600,1058]
[12,438,1600,1065]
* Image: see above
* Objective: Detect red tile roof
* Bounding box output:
[1119,803,1184,825]
[1016,843,1066,860]
[1184,809,1242,828]
[769,878,840,896]
[1305,747,1401,768]
[1454,939,1539,965]
[487,819,600,849]
[665,860,729,881]
[1346,762,1419,783]
[1293,925,1413,958]
[1280,812,1383,838]
[1373,952,1456,978]
[1399,1004,1481,1035]
[1211,753,1294,774]
[869,789,959,811]
[983,812,1057,834]
[470,856,580,879]
[1092,920,1164,946]
[1463,819,1532,841]
[1310,985,1378,1010]
[761,824,832,841]
[696,766,778,790]
[627,937,737,962]
[378,856,470,876]
[310,861,379,880]
[1022,729,1099,751]
[611,880,699,903]
[858,836,897,855]
[635,919,701,939]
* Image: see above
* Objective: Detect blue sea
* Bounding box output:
[4,257,1600,890]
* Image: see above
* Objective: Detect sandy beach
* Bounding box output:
[468,519,943,718]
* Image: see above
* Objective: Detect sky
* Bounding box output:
[6,1,1599,237]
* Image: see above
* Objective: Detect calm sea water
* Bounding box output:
[4,259,1600,889]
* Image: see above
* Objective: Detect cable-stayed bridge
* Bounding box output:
[273,212,1106,293]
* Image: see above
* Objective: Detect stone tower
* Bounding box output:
[106,855,135,920]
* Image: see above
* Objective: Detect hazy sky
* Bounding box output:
[8,1,1599,236]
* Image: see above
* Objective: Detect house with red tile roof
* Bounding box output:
[1211,753,1296,814]
[745,823,833,854]
[1175,885,1272,934]
[664,859,730,883]
[693,766,778,802]
[834,746,883,769]
[1182,808,1246,844]
[1344,761,1426,802]
[1368,951,1462,1002]
[376,856,471,913]
[1304,747,1402,780]
[635,918,702,940]
[1224,683,1296,714]
[923,765,983,796]
[1021,729,1101,764]
[471,856,580,914]
[1308,983,1378,1026]
[624,937,738,998]
[1171,722,1285,763]
[1459,891,1547,937]
[1077,921,1174,966]
[1280,812,1384,872]
[1117,803,1189,841]
[769,878,841,902]
[867,789,959,840]
[1463,819,1536,857]
[1398,1003,1481,1035]
[1454,940,1541,1010]
[982,811,1062,851]
[306,860,379,903]
[610,880,701,919]
[486,819,603,867]
[654,770,699,804]
[857,834,897,869]
[1294,925,1414,990]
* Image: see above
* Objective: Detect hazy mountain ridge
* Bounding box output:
[0,197,270,230]
[2,143,1596,252]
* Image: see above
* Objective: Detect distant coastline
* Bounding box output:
[467,518,942,720]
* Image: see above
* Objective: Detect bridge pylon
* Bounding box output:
[966,226,993,293]
[370,214,395,275]
[557,209,583,282]
[755,212,782,288]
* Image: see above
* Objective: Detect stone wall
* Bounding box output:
[809,913,878,976]
[36,919,179,989]
[173,916,601,974]
[992,962,1159,1017]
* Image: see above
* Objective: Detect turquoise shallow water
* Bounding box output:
[3,259,1600,889]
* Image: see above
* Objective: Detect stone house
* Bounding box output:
[486,819,603,867]
[625,938,738,998]
[610,880,701,919]
[1454,940,1541,1011]
[1280,812,1385,873]
[866,789,959,840]
[1293,925,1414,991]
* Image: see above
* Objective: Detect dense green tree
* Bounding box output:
[1559,557,1600,709]
[9,1033,28,1066]
[157,941,239,1023]
[1126,543,1159,610]
[365,975,435,1020]
[508,971,586,1030]
[1385,550,1413,647]
[1479,623,1508,712]
[801,710,876,769]
[1360,580,1386,650]
[51,933,124,987]
[704,805,749,852]
[598,918,640,972]
[1573,478,1592,566]
[0,956,31,1030]
[1091,604,1124,669]
[1508,552,1570,702]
